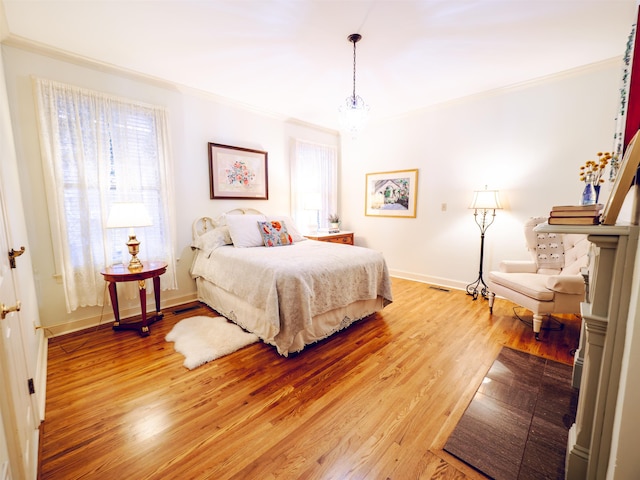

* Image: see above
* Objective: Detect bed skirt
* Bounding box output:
[196,277,384,356]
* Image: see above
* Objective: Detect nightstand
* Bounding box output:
[100,261,167,336]
[304,231,354,245]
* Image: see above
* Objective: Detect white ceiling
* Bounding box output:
[1,1,638,131]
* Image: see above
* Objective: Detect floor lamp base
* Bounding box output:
[466,276,490,301]
[467,209,496,301]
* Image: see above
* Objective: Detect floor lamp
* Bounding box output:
[466,187,502,300]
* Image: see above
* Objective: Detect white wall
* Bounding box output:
[340,60,622,290]
[0,43,626,327]
[1,44,339,333]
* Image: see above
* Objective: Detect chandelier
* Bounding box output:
[339,33,370,138]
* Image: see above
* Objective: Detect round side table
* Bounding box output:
[100,261,168,336]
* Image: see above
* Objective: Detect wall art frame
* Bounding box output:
[602,129,640,225]
[208,142,268,200]
[365,169,418,218]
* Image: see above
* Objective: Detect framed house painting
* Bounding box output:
[365,169,418,218]
[208,142,268,199]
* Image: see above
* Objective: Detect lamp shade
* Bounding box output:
[469,189,502,210]
[106,202,152,228]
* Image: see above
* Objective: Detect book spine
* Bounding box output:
[549,211,600,217]
[547,217,600,225]
[551,204,603,212]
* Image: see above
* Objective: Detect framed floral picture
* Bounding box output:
[365,169,418,218]
[208,142,268,199]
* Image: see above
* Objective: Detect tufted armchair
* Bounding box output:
[487,216,590,340]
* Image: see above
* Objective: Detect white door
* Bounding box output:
[0,191,38,480]
[0,52,42,479]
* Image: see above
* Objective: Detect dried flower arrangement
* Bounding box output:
[579,152,612,185]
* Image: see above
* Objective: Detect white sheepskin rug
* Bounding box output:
[165,316,259,370]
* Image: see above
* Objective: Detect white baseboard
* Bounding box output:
[35,330,48,421]
[43,292,199,337]
[388,270,509,301]
[389,269,467,292]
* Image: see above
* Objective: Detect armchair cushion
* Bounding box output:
[488,271,555,301]
[545,274,585,295]
[499,260,538,274]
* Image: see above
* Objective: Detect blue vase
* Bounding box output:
[581,177,596,205]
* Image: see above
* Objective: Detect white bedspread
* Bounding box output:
[190,240,393,353]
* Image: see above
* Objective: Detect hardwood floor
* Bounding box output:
[39,277,580,479]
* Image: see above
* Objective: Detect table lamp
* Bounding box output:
[106,202,153,271]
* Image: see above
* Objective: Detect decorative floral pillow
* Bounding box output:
[535,232,564,270]
[258,221,293,247]
[267,215,306,242]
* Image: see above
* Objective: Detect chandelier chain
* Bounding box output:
[352,38,357,101]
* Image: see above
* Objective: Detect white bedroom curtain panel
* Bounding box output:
[34,78,177,312]
[291,139,338,232]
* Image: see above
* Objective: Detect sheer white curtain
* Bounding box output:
[34,78,177,312]
[291,139,338,232]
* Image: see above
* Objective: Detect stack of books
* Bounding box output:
[548,203,603,225]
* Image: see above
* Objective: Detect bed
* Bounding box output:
[190,209,393,356]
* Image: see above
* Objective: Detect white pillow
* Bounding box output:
[267,215,306,242]
[225,214,267,248]
[216,225,233,245]
[191,226,232,256]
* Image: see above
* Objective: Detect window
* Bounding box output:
[291,139,338,233]
[35,78,176,312]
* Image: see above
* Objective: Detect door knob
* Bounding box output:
[8,246,25,268]
[1,301,21,320]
